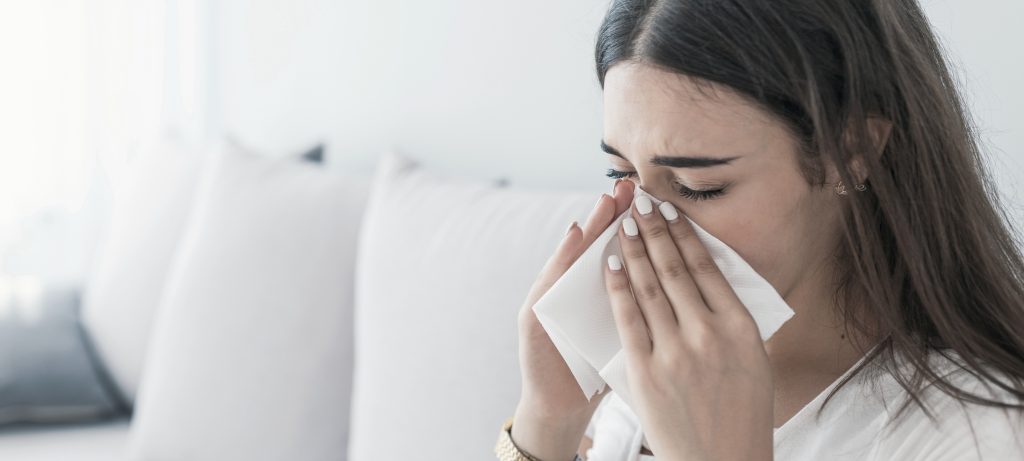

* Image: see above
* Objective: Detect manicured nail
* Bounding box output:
[634,195,653,215]
[566,220,578,236]
[607,254,623,271]
[658,201,679,221]
[592,194,609,213]
[622,217,638,236]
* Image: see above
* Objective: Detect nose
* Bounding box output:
[631,183,665,205]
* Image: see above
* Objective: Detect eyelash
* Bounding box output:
[605,168,727,201]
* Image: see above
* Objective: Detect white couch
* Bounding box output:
[0,419,131,461]
[0,140,604,460]
[0,1,613,457]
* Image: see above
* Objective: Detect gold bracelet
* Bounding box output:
[495,416,543,461]
[494,416,583,461]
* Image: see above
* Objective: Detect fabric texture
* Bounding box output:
[0,281,122,426]
[584,348,1024,460]
[126,140,368,461]
[346,150,602,460]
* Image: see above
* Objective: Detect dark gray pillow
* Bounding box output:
[0,282,124,426]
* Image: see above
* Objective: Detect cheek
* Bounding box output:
[686,185,829,296]
[707,212,792,288]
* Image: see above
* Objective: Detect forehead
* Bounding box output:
[602,62,789,160]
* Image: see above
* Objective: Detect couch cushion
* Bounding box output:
[126,140,368,461]
[81,138,326,407]
[347,151,600,460]
[80,139,207,406]
[0,418,130,461]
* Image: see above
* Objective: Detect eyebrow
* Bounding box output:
[600,140,739,168]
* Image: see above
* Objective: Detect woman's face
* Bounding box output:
[602,62,842,302]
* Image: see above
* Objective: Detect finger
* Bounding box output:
[605,254,652,357]
[529,221,583,305]
[667,214,747,317]
[530,193,614,304]
[579,193,616,250]
[543,221,583,272]
[631,195,709,322]
[616,213,681,344]
[611,179,635,216]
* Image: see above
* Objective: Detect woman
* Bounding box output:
[497,0,1024,460]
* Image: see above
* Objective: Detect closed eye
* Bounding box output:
[605,168,727,201]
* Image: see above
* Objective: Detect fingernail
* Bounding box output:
[634,195,653,215]
[611,178,622,193]
[592,194,608,212]
[622,217,638,236]
[566,220,577,236]
[607,254,623,271]
[658,201,679,221]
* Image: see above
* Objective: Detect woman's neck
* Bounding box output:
[764,266,878,428]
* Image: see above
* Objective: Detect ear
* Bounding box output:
[841,116,892,184]
[865,115,893,159]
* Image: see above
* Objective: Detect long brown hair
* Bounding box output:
[595,0,1024,425]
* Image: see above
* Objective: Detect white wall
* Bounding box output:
[211,0,1024,222]
[212,0,609,191]
[923,0,1024,229]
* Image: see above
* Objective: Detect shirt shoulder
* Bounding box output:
[869,351,1024,460]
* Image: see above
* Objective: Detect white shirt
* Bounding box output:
[583,349,1024,460]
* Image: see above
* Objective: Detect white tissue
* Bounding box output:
[532,186,795,412]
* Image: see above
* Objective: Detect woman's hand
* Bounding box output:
[511,180,634,460]
[603,191,774,461]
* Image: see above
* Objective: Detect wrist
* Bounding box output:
[508,404,589,461]
[515,392,595,423]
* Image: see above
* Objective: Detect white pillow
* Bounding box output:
[82,137,327,406]
[127,141,369,461]
[81,138,206,405]
[347,151,600,460]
